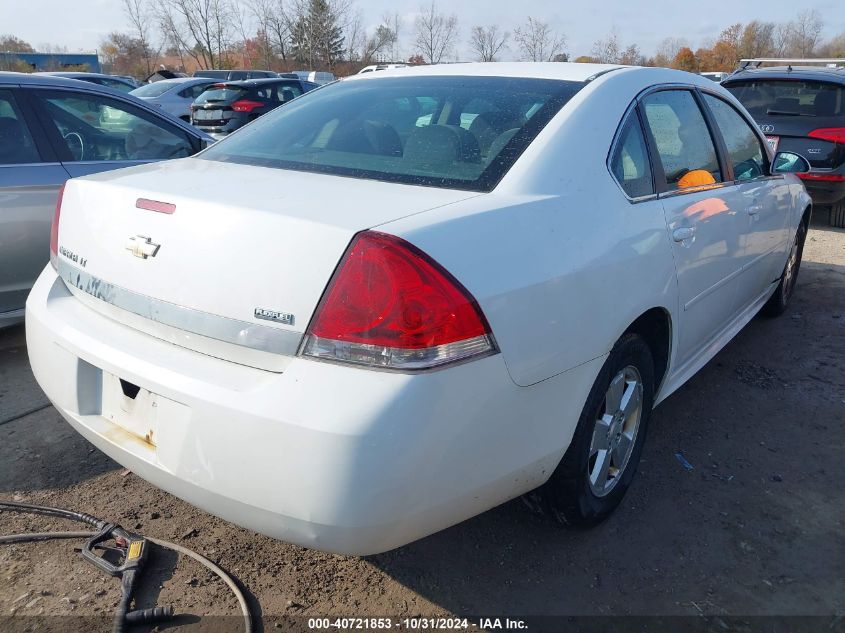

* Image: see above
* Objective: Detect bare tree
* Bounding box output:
[591,28,620,64]
[656,37,688,64]
[231,0,256,67]
[155,0,191,69]
[739,21,775,59]
[773,23,791,57]
[262,0,294,63]
[0,35,34,52]
[155,0,234,69]
[817,32,845,58]
[359,21,396,64]
[248,0,278,68]
[469,25,508,62]
[123,0,160,76]
[787,9,823,57]
[512,16,565,62]
[414,1,459,64]
[383,12,403,62]
[618,44,643,65]
[343,10,362,62]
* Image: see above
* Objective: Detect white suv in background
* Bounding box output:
[357,63,409,74]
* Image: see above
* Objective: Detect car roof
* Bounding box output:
[0,71,129,90]
[145,77,218,86]
[37,71,133,82]
[725,66,845,85]
[216,78,303,87]
[345,62,627,83]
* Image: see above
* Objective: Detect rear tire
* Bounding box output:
[830,202,845,229]
[531,334,655,527]
[763,220,807,317]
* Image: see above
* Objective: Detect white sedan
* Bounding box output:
[27,63,811,555]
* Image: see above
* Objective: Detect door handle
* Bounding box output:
[747,204,763,216]
[672,227,697,242]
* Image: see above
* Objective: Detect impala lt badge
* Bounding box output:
[254,308,295,326]
[126,236,160,259]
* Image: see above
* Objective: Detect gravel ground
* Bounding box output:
[1,218,843,632]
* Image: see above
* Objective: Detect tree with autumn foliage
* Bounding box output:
[672,47,698,72]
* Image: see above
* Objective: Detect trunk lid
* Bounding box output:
[752,113,845,169]
[57,157,477,370]
[724,78,845,169]
[191,85,245,127]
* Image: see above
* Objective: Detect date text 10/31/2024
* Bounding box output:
[307,618,528,630]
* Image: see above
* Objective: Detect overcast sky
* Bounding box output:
[2,0,842,61]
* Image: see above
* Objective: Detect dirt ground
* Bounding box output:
[1,217,843,633]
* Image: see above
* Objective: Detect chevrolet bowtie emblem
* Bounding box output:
[126,235,160,259]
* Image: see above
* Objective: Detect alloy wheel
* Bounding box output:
[588,366,643,497]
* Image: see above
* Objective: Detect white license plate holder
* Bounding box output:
[102,373,159,446]
[195,109,222,120]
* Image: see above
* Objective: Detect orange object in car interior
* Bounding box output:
[678,169,717,189]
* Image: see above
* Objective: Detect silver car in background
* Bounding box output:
[130,77,219,121]
[0,72,212,327]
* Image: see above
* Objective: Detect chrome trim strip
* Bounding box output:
[57,261,302,356]
[658,181,732,200]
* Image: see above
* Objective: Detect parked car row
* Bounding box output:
[128,77,319,139]
[191,69,335,84]
[188,78,319,140]
[25,63,813,556]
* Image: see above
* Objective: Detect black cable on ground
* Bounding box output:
[0,402,53,426]
[0,530,93,544]
[0,500,106,528]
[0,501,253,633]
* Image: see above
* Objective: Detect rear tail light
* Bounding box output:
[797,172,845,182]
[301,231,496,370]
[231,99,264,113]
[49,184,65,269]
[808,128,845,144]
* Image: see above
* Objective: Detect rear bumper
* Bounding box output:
[799,173,845,206]
[25,266,602,555]
[191,118,244,140]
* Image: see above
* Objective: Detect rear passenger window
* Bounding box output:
[642,90,722,191]
[610,112,653,198]
[179,84,209,99]
[0,89,41,165]
[702,94,766,181]
[253,87,274,100]
[278,84,303,102]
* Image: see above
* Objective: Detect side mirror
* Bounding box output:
[772,152,810,174]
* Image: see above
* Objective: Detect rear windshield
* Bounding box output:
[193,71,229,78]
[131,82,175,98]
[195,86,246,104]
[199,76,584,192]
[726,80,845,118]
